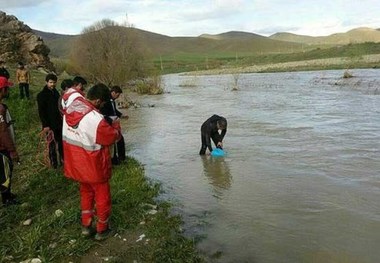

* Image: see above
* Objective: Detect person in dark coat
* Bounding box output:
[199,114,227,155]
[0,61,10,79]
[100,85,127,164]
[37,73,63,168]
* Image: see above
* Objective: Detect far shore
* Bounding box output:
[185,54,380,75]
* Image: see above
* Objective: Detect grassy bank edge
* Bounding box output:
[184,54,380,76]
[0,69,204,263]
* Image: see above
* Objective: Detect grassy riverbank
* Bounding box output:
[188,54,380,75]
[157,42,380,75]
[0,69,203,262]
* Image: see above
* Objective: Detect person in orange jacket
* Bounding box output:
[16,62,30,99]
[62,83,121,241]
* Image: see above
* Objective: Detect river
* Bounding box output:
[123,69,380,263]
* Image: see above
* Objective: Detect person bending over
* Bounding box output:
[199,114,227,155]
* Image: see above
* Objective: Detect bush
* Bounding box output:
[134,75,164,95]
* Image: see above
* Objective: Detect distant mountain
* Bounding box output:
[33,29,79,58]
[270,27,380,45]
[32,29,74,40]
[199,31,267,40]
[30,26,380,60]
[33,27,304,59]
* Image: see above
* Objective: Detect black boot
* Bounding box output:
[199,147,206,155]
[2,192,19,207]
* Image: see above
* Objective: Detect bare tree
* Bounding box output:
[70,19,151,86]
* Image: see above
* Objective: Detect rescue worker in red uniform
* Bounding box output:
[62,83,121,240]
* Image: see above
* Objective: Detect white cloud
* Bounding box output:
[0,0,48,8]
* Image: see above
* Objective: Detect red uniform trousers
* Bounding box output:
[80,181,111,233]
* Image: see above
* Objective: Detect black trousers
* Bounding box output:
[112,135,126,164]
[199,132,222,155]
[49,128,63,168]
[19,83,30,99]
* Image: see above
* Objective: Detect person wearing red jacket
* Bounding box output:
[62,83,121,240]
[0,77,19,206]
[60,76,87,113]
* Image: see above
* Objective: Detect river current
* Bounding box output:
[123,69,380,263]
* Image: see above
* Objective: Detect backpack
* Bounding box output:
[0,153,11,193]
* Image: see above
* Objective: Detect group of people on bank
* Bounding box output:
[0,63,227,241]
[0,69,127,240]
[0,60,31,99]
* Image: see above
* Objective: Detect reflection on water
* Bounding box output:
[201,156,232,197]
[124,69,380,263]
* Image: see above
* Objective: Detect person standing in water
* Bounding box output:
[199,114,227,155]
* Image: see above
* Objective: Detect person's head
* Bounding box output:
[18,62,24,69]
[0,76,13,99]
[45,73,58,89]
[60,79,74,91]
[217,119,227,130]
[110,85,122,100]
[86,83,111,109]
[72,76,87,92]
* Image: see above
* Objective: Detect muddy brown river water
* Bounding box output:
[123,69,380,263]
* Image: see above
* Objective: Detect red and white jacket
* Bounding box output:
[62,96,121,183]
[61,87,85,113]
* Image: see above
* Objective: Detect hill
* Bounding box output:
[199,31,267,40]
[28,25,380,74]
[269,27,380,45]
[34,26,380,62]
[33,27,305,59]
[33,29,79,58]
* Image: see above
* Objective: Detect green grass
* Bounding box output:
[0,69,203,262]
[154,42,380,74]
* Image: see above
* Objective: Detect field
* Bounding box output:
[154,42,380,74]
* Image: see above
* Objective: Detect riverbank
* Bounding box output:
[187,54,380,75]
[0,69,203,263]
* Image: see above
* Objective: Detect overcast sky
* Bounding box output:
[1,0,380,37]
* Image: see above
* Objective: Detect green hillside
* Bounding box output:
[34,27,305,59]
[33,30,78,58]
[270,27,380,45]
[33,26,380,73]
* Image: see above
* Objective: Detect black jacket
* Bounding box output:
[37,86,62,130]
[0,67,10,79]
[201,115,227,152]
[100,99,122,125]
[101,98,122,118]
